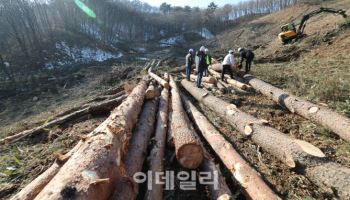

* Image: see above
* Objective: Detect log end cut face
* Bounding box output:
[177,144,204,169]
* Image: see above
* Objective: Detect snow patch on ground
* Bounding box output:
[159,36,184,47]
[199,28,214,39]
[45,42,123,69]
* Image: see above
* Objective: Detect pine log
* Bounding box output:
[181,73,216,84]
[216,81,226,94]
[145,87,169,200]
[163,73,169,82]
[0,95,127,145]
[210,63,236,72]
[181,94,278,200]
[170,76,203,169]
[10,142,84,200]
[244,74,350,143]
[181,79,350,199]
[33,81,148,200]
[167,109,174,147]
[169,65,186,73]
[149,72,169,89]
[209,69,249,90]
[111,98,159,200]
[211,58,218,64]
[145,84,156,100]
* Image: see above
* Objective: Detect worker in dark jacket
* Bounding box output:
[204,48,211,77]
[238,48,255,73]
[196,46,206,88]
[185,49,194,81]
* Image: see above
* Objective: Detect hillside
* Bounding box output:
[1,1,350,200]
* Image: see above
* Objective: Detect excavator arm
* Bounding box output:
[297,7,347,34]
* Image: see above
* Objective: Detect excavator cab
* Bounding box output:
[279,23,297,44]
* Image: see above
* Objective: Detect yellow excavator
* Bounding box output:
[278,7,347,44]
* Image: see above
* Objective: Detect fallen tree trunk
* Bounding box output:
[209,69,249,90]
[181,79,350,199]
[145,87,169,200]
[181,73,216,84]
[145,84,156,100]
[34,81,148,200]
[149,71,169,89]
[10,142,84,200]
[181,94,278,200]
[170,76,203,169]
[201,150,233,200]
[111,97,159,200]
[163,73,169,82]
[244,74,350,143]
[169,65,186,73]
[0,95,127,145]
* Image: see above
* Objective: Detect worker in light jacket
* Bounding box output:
[185,49,194,81]
[221,50,235,81]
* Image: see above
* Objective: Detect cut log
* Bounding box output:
[216,81,226,94]
[181,94,278,200]
[149,71,169,89]
[163,73,169,82]
[209,63,236,72]
[0,95,127,145]
[33,81,148,200]
[167,109,174,147]
[181,72,216,84]
[145,84,156,100]
[181,79,350,199]
[10,142,84,200]
[170,76,203,169]
[244,74,350,143]
[244,74,350,142]
[145,87,169,200]
[209,69,249,90]
[211,58,218,64]
[111,97,159,200]
[169,65,186,73]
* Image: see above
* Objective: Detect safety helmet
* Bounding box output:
[189,49,194,53]
[228,49,234,54]
[238,48,243,52]
[204,48,209,53]
[200,46,205,52]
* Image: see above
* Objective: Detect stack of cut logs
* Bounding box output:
[6,60,350,200]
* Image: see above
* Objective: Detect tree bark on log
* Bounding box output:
[145,88,169,200]
[181,79,350,199]
[163,73,169,82]
[181,73,216,84]
[210,63,236,72]
[181,94,278,200]
[244,74,350,143]
[0,95,127,145]
[149,72,169,89]
[209,69,249,90]
[170,76,203,169]
[111,97,159,200]
[169,65,186,73]
[33,81,148,200]
[10,142,84,200]
[145,84,156,100]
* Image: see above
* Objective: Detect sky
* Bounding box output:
[140,0,243,8]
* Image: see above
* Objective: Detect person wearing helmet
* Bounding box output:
[221,49,235,81]
[186,49,195,81]
[204,48,211,77]
[196,46,206,88]
[238,48,255,73]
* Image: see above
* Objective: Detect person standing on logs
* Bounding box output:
[196,46,206,88]
[221,50,235,81]
[238,48,255,73]
[185,49,194,81]
[203,48,211,77]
